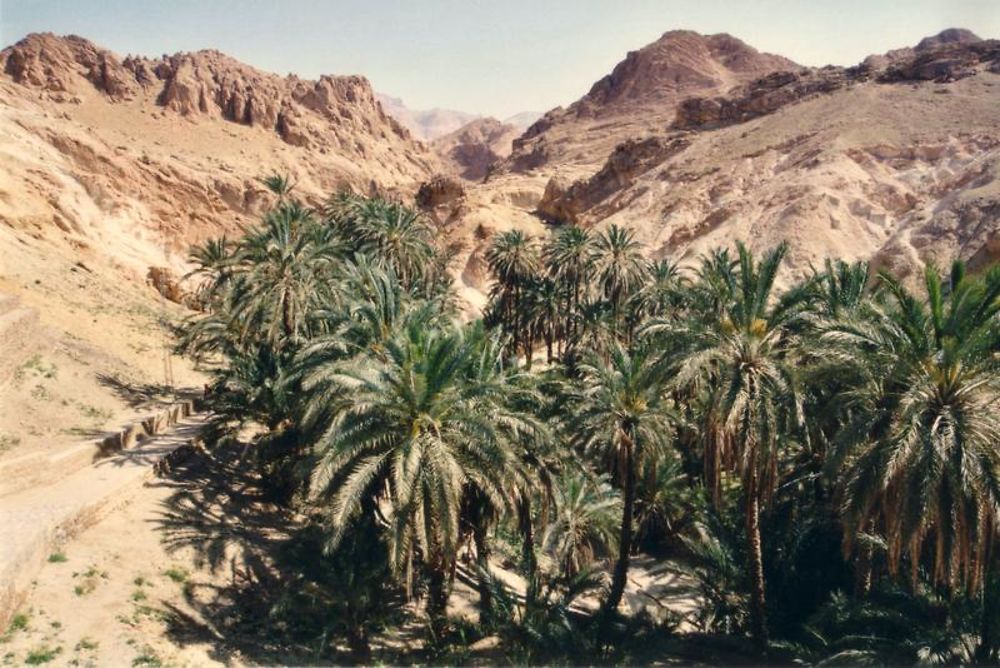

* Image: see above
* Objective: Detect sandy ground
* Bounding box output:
[0,450,241,667]
[0,440,703,666]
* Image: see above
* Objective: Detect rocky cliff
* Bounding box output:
[0,33,440,282]
[432,117,521,181]
[501,30,797,173]
[518,31,1000,287]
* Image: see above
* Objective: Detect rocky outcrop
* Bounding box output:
[416,175,466,209]
[0,33,434,163]
[501,30,798,173]
[538,135,690,224]
[877,39,1000,83]
[674,68,851,130]
[146,267,185,305]
[432,117,520,180]
[673,35,1000,132]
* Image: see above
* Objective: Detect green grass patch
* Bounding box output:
[47,553,67,563]
[75,637,98,652]
[7,615,28,634]
[24,645,61,665]
[162,566,189,583]
[130,589,147,602]
[131,646,162,667]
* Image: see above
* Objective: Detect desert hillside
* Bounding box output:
[425,29,1000,295]
[432,117,522,180]
[0,33,440,282]
[0,32,440,466]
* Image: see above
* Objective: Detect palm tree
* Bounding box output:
[261,173,296,200]
[525,276,562,363]
[304,321,538,634]
[335,197,436,289]
[573,343,675,615]
[573,298,617,361]
[822,262,1000,658]
[544,226,594,350]
[184,235,235,307]
[541,470,621,577]
[232,201,341,347]
[485,230,540,362]
[591,225,648,335]
[666,242,807,650]
[633,258,686,321]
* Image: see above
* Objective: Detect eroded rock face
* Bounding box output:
[673,68,850,130]
[416,175,466,209]
[500,30,799,174]
[146,266,185,305]
[432,117,520,181]
[538,135,690,224]
[877,40,1000,83]
[0,33,428,158]
[674,35,1000,132]
[0,32,441,300]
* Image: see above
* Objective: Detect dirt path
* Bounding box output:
[0,421,237,667]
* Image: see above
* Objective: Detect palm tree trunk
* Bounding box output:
[346,624,372,663]
[745,465,769,653]
[282,287,294,338]
[977,537,999,662]
[518,496,538,601]
[603,443,635,615]
[426,563,451,639]
[854,521,874,598]
[472,521,493,620]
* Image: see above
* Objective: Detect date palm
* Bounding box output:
[338,197,436,289]
[232,201,340,347]
[486,230,540,361]
[184,235,235,307]
[304,321,539,633]
[668,242,808,650]
[573,343,675,615]
[525,275,562,363]
[542,470,622,577]
[591,225,647,335]
[544,226,594,349]
[823,262,1000,657]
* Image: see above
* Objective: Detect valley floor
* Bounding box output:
[0,443,705,667]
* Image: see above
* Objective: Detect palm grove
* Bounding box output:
[177,178,1000,664]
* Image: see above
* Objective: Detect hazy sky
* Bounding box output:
[2,0,998,118]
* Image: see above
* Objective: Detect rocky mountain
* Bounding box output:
[415,29,1000,307]
[502,110,543,130]
[501,30,798,173]
[432,117,521,180]
[376,93,481,140]
[0,33,439,282]
[463,29,1000,292]
[2,27,999,321]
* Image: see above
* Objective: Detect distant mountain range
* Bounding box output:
[1,27,999,320]
[375,93,540,140]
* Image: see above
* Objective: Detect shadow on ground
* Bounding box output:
[97,372,196,410]
[148,445,433,665]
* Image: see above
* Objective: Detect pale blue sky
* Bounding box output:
[2,0,997,118]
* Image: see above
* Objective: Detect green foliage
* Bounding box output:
[174,174,1000,661]
[24,645,61,665]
